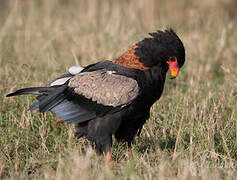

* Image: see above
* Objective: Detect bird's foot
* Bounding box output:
[105,151,121,168]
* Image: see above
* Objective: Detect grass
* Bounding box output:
[0,0,237,179]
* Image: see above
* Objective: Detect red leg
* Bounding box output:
[105,151,121,168]
[106,151,112,162]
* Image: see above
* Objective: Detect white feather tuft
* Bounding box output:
[50,77,71,86]
[69,65,84,75]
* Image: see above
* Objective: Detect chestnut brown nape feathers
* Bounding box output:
[113,45,149,70]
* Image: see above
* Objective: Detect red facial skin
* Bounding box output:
[167,57,180,78]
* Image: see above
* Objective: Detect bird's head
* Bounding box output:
[135,29,185,78]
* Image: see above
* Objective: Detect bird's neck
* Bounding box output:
[145,66,168,101]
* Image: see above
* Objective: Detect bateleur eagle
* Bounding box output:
[7,29,185,161]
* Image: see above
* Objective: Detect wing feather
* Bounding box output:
[51,99,95,123]
[68,70,139,107]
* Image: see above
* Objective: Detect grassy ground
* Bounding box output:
[0,0,237,179]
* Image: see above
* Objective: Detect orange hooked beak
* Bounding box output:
[167,57,180,79]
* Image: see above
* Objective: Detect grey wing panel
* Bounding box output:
[68,70,139,107]
[51,99,96,124]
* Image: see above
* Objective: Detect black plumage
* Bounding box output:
[6,29,185,158]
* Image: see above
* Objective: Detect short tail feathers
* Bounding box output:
[6,87,52,97]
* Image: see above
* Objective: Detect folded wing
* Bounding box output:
[15,69,139,124]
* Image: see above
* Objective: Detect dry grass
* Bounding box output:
[0,0,237,179]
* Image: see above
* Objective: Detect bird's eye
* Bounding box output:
[169,57,176,61]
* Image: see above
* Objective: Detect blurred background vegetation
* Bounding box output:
[0,0,237,179]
